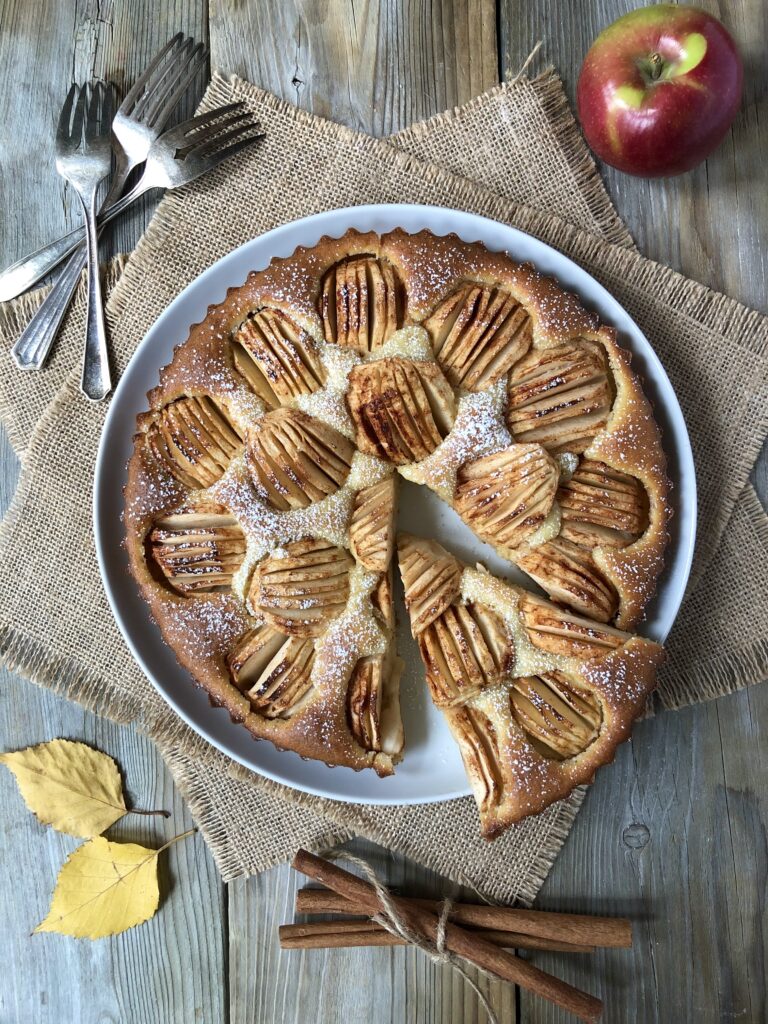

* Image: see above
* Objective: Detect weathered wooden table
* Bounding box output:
[1,2,765,1021]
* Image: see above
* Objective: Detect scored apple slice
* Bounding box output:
[422,281,532,391]
[396,534,463,635]
[516,537,619,623]
[248,537,354,637]
[506,340,613,454]
[454,444,559,554]
[349,474,398,572]
[346,650,403,756]
[227,624,316,719]
[246,408,355,511]
[557,458,648,549]
[417,600,515,708]
[517,590,630,658]
[147,394,243,489]
[149,502,246,595]
[232,307,326,408]
[346,357,456,465]
[509,672,603,760]
[320,254,404,352]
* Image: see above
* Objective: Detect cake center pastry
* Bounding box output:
[125,228,670,840]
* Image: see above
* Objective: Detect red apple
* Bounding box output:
[576,4,743,177]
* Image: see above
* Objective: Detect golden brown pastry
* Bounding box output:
[397,533,664,837]
[125,227,670,827]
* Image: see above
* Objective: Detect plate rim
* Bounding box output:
[93,201,697,806]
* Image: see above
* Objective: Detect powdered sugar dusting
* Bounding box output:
[210,455,357,604]
[368,324,434,363]
[162,594,250,661]
[313,567,387,694]
[401,379,510,499]
[127,227,665,792]
[460,567,556,679]
[522,503,562,548]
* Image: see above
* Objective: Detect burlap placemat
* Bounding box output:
[1,70,766,897]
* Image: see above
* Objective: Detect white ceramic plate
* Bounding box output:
[94,203,696,806]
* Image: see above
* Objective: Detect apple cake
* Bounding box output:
[124,227,670,836]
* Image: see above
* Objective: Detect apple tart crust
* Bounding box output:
[126,227,670,829]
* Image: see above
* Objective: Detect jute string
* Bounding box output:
[326,852,499,1024]
[509,41,543,84]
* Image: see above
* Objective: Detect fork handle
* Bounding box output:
[79,191,111,401]
[9,246,87,370]
[8,179,150,371]
[0,186,141,303]
[0,227,85,304]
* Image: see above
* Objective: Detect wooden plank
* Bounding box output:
[212,2,505,1021]
[0,0,209,270]
[209,0,498,135]
[93,0,211,262]
[229,840,517,1024]
[0,661,228,1024]
[515,686,768,1023]
[0,2,225,1022]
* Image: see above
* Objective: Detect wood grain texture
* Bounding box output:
[0,666,227,1024]
[212,3,506,1021]
[498,5,768,1022]
[0,0,210,270]
[229,839,517,1024]
[209,0,498,135]
[515,688,768,1024]
[498,0,768,314]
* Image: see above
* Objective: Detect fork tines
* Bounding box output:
[121,33,209,129]
[57,81,114,150]
[168,102,265,163]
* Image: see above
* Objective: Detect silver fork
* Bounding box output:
[0,33,206,302]
[55,82,114,401]
[11,104,264,375]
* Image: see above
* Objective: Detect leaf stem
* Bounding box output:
[127,807,172,819]
[157,828,197,855]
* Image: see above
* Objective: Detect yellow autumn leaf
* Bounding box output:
[0,739,127,837]
[35,831,194,939]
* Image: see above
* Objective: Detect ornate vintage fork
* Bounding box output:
[11,104,264,376]
[54,82,115,401]
[0,33,206,302]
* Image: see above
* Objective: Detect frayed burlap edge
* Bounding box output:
[0,288,56,456]
[656,484,768,710]
[222,754,588,905]
[393,68,635,252]
[157,742,356,880]
[1,69,766,892]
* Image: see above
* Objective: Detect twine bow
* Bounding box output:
[328,852,500,1024]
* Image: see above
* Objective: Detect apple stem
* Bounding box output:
[649,52,663,80]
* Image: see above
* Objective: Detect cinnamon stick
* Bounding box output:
[296,887,631,949]
[292,849,603,1024]
[279,919,594,953]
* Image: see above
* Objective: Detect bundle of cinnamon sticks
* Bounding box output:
[286,849,633,1023]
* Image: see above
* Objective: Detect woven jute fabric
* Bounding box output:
[1,69,766,897]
